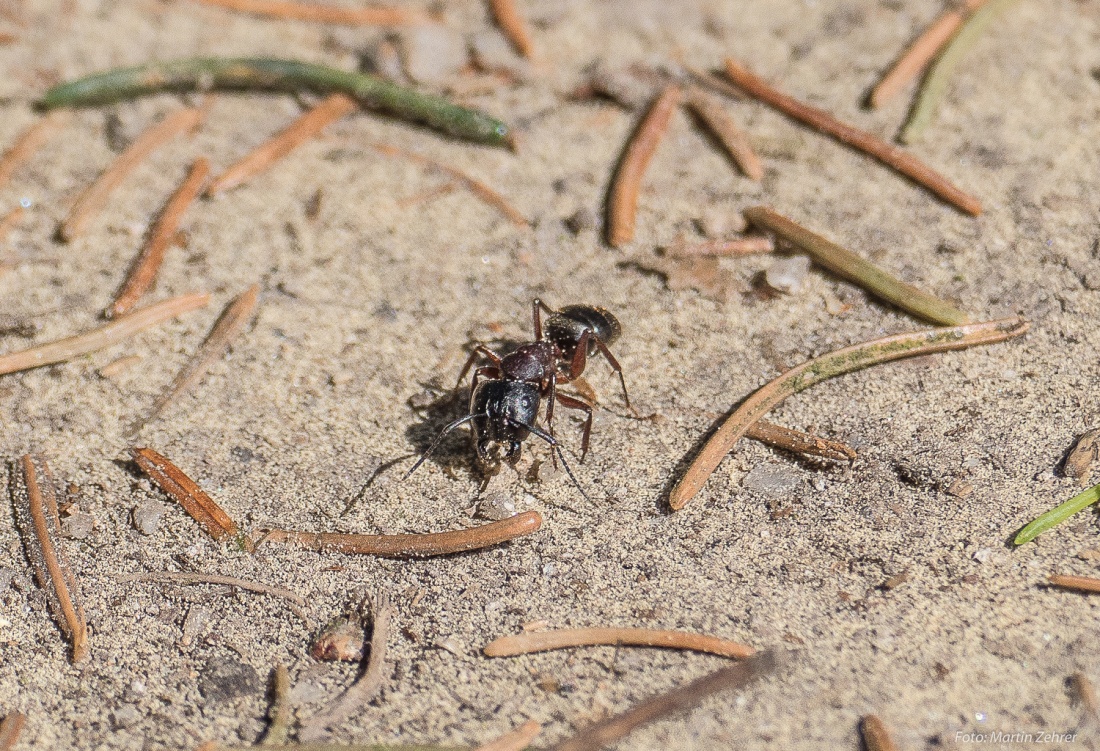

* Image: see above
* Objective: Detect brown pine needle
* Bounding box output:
[396,182,457,209]
[0,205,25,241]
[1048,574,1100,595]
[607,85,681,247]
[0,292,210,377]
[140,284,260,424]
[745,421,856,462]
[259,510,542,557]
[489,0,534,58]
[723,57,981,216]
[550,651,778,751]
[116,571,305,608]
[669,317,1029,509]
[193,0,433,25]
[207,95,358,195]
[299,594,393,741]
[0,111,67,192]
[0,712,26,751]
[868,1,988,108]
[60,107,206,242]
[130,447,244,544]
[666,235,774,258]
[860,715,899,751]
[109,158,210,317]
[474,719,541,751]
[685,86,763,180]
[484,627,755,659]
[374,143,529,227]
[98,354,143,378]
[18,455,89,662]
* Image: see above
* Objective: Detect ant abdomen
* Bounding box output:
[545,305,622,360]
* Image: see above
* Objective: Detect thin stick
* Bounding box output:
[489,0,534,58]
[1014,482,1100,545]
[1048,575,1100,595]
[484,627,754,659]
[665,235,774,258]
[550,651,778,751]
[860,715,899,751]
[207,95,357,195]
[59,107,206,242]
[140,284,260,424]
[374,143,528,227]
[745,421,856,462]
[0,293,210,376]
[116,571,306,607]
[723,58,981,216]
[669,317,1028,509]
[194,0,432,25]
[685,86,763,180]
[261,665,293,746]
[744,206,970,326]
[0,112,67,191]
[607,85,681,247]
[899,0,1020,144]
[0,712,26,751]
[19,455,89,662]
[299,594,394,741]
[868,1,987,109]
[40,58,510,147]
[259,510,542,557]
[474,719,541,751]
[0,205,25,241]
[109,158,210,317]
[130,447,244,544]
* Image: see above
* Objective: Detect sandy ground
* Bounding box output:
[1,0,1099,748]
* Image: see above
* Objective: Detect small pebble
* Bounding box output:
[198,656,261,702]
[587,63,656,109]
[697,205,747,238]
[110,705,141,729]
[476,491,516,521]
[741,463,800,498]
[131,502,166,535]
[401,24,467,85]
[973,548,992,564]
[61,513,94,540]
[564,207,597,235]
[434,636,463,656]
[181,605,213,647]
[765,256,811,294]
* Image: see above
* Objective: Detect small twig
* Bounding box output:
[489,0,534,58]
[59,107,207,242]
[684,86,763,180]
[669,317,1028,509]
[299,594,394,741]
[484,627,754,659]
[0,293,210,377]
[109,158,210,317]
[1014,482,1100,545]
[1048,574,1100,595]
[899,0,1020,143]
[859,715,899,751]
[744,206,970,326]
[474,719,541,751]
[723,58,981,216]
[115,572,306,619]
[138,284,260,425]
[607,85,681,247]
[130,447,245,544]
[0,111,67,191]
[207,95,357,195]
[258,510,542,557]
[0,712,26,751]
[744,421,856,462]
[261,665,293,746]
[868,0,987,109]
[665,235,774,258]
[17,455,89,662]
[550,651,778,751]
[193,0,432,24]
[40,58,511,148]
[0,205,25,241]
[374,143,528,227]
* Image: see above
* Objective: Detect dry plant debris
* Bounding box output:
[193,0,433,25]
[743,420,856,462]
[259,664,292,746]
[0,293,210,376]
[1047,575,1100,595]
[115,572,306,617]
[484,626,755,659]
[684,86,763,180]
[665,234,774,258]
[859,714,899,751]
[1063,428,1100,485]
[0,712,26,751]
[0,111,67,191]
[489,0,534,58]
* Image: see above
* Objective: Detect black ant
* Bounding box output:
[403,300,631,497]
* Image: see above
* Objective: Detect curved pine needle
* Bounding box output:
[744,421,856,462]
[194,0,433,25]
[259,510,542,557]
[899,0,1021,143]
[1014,482,1100,545]
[474,720,541,751]
[40,58,510,147]
[669,317,1029,509]
[484,627,755,659]
[116,571,306,607]
[685,86,763,180]
[489,0,534,58]
[607,85,681,247]
[0,293,210,376]
[744,206,970,326]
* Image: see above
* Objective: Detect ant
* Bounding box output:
[403,300,631,497]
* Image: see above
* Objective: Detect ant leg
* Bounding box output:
[566,330,591,381]
[592,337,633,412]
[403,414,481,480]
[545,373,559,468]
[516,420,590,502]
[554,392,594,462]
[456,345,502,389]
[533,298,556,340]
[470,365,500,394]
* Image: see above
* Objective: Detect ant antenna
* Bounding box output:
[516,420,591,502]
[403,414,480,480]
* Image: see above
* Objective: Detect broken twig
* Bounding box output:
[116,571,306,611]
[685,86,763,180]
[1048,574,1100,595]
[665,235,774,258]
[484,626,754,659]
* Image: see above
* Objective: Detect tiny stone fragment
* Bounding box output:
[476,491,516,521]
[198,655,261,702]
[131,502,166,535]
[434,636,463,656]
[764,255,811,294]
[61,512,95,540]
[741,463,800,498]
[181,605,213,647]
[401,25,468,85]
[110,705,141,729]
[1064,428,1100,485]
[945,479,974,498]
[310,615,365,662]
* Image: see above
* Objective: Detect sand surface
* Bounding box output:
[1,0,1099,748]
